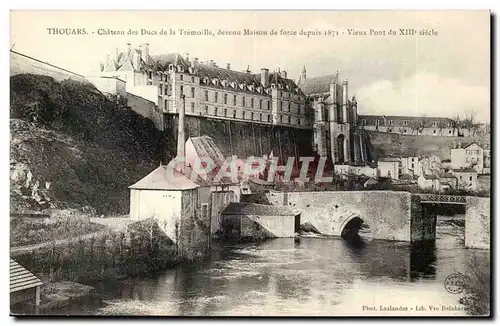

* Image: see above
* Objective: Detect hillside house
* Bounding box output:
[417,174,441,191]
[377,158,401,180]
[400,156,420,176]
[452,168,478,191]
[451,142,487,174]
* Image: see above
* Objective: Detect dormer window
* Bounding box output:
[168,64,174,72]
[203,76,209,84]
[432,121,437,127]
[213,78,219,86]
[231,81,236,89]
[177,65,183,72]
[188,67,194,74]
[222,80,228,87]
[249,84,254,92]
[271,83,276,89]
[375,119,380,125]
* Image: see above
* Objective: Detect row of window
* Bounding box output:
[466,150,482,155]
[184,104,304,125]
[372,126,455,135]
[363,119,453,127]
[160,84,305,113]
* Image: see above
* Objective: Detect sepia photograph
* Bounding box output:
[9,10,491,317]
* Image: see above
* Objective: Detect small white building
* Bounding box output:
[400,156,420,176]
[452,168,478,191]
[377,158,400,180]
[451,142,486,174]
[417,174,441,191]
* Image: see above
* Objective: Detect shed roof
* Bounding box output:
[10,259,43,293]
[221,202,296,217]
[129,165,200,190]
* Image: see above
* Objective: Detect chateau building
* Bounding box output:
[297,67,368,165]
[99,43,312,130]
[358,115,459,137]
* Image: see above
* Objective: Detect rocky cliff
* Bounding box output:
[10,74,175,215]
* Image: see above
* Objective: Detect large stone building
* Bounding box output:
[99,43,312,130]
[358,115,459,137]
[297,67,369,165]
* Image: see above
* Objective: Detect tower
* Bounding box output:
[301,65,307,81]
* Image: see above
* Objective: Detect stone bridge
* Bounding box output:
[265,191,489,249]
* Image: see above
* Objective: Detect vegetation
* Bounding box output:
[10,74,175,214]
[460,253,491,316]
[10,213,103,247]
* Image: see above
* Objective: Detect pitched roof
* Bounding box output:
[439,172,457,179]
[129,165,200,190]
[188,136,226,168]
[298,72,341,95]
[10,259,43,293]
[221,202,296,216]
[462,142,482,150]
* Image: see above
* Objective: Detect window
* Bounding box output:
[242,111,245,119]
[268,101,271,110]
[191,87,195,98]
[201,203,208,220]
[449,130,452,134]
[204,90,208,101]
[215,92,218,103]
[191,76,195,83]
[190,102,195,113]
[389,120,394,125]
[432,121,437,127]
[165,99,168,110]
[233,95,237,105]
[180,86,184,96]
[159,84,163,94]
[224,94,228,104]
[242,97,246,107]
[180,74,183,81]
[214,107,218,116]
[259,99,263,109]
[470,176,473,181]
[204,105,208,115]
[166,85,170,95]
[280,101,283,111]
[411,163,415,169]
[251,98,254,108]
[433,130,437,134]
[233,110,236,118]
[251,112,254,120]
[375,119,380,125]
[224,108,227,117]
[362,119,367,125]
[404,129,407,133]
[268,115,272,122]
[287,116,291,124]
[260,113,263,121]
[404,120,408,125]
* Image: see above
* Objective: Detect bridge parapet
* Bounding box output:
[417,194,467,204]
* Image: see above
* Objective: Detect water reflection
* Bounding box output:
[55,217,484,316]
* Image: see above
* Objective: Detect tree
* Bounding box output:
[437,121,447,136]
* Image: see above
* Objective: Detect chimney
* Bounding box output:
[177,95,186,171]
[282,70,287,79]
[185,52,190,62]
[209,59,214,66]
[141,43,149,63]
[301,65,307,80]
[246,65,251,74]
[194,57,199,67]
[133,49,141,71]
[261,68,269,87]
[125,43,131,56]
[227,63,231,70]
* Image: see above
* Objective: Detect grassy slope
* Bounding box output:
[10,74,175,215]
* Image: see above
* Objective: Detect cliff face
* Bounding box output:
[10,74,175,214]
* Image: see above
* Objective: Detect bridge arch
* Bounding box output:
[339,214,367,239]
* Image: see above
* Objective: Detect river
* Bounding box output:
[53,215,489,316]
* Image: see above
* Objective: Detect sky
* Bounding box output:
[10,10,491,122]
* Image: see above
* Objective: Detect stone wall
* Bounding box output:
[166,115,315,160]
[10,51,85,82]
[410,196,437,242]
[125,92,164,131]
[465,196,490,249]
[266,190,412,241]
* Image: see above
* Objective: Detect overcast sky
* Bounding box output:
[11,10,490,122]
